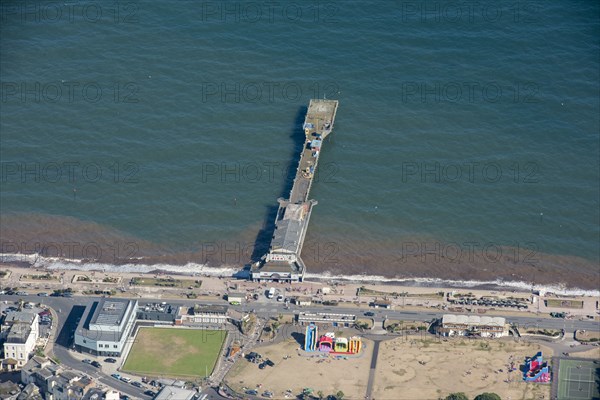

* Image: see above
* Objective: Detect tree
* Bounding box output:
[317,391,324,400]
[445,393,469,400]
[335,391,345,400]
[474,393,501,400]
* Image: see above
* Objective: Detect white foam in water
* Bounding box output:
[0,253,238,277]
[1,252,598,297]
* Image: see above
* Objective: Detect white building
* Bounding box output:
[47,370,95,400]
[74,298,138,356]
[2,312,39,369]
[175,305,228,325]
[437,314,507,338]
[296,312,356,327]
[226,293,245,305]
[293,296,312,307]
[154,386,196,400]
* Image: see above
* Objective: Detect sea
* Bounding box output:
[1,0,599,294]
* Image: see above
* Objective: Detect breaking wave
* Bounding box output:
[2,252,598,297]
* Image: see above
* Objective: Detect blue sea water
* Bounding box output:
[0,1,598,288]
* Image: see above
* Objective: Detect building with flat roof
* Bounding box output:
[2,311,39,369]
[296,312,356,327]
[154,386,196,400]
[436,314,507,338]
[370,299,393,309]
[137,303,179,322]
[293,296,312,307]
[175,304,228,326]
[74,298,138,356]
[226,293,245,304]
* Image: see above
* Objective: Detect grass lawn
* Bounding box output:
[130,277,201,288]
[545,299,584,309]
[123,328,227,378]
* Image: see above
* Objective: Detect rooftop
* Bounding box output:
[191,304,228,315]
[4,311,36,325]
[257,260,303,273]
[442,314,505,327]
[76,299,137,342]
[154,386,196,400]
[6,324,32,343]
[90,298,130,326]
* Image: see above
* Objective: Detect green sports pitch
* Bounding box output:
[557,359,600,400]
[123,327,227,378]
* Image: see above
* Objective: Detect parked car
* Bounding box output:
[82,359,92,364]
[245,389,258,395]
[132,381,143,388]
[265,359,275,367]
[120,377,131,383]
[104,358,117,363]
[143,390,156,397]
[364,311,375,316]
[62,292,73,298]
[258,363,266,369]
[111,373,121,380]
[91,361,101,368]
[37,292,48,297]
[16,291,28,296]
[276,295,284,302]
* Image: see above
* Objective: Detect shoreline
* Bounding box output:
[1,251,599,297]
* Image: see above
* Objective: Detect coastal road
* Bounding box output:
[1,295,151,399]
[4,293,599,333]
[3,293,598,399]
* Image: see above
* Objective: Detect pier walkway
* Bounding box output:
[251,99,338,283]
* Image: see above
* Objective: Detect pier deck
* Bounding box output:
[251,99,338,283]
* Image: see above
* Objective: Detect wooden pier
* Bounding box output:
[251,99,339,283]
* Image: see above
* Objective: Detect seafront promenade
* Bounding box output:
[2,264,599,318]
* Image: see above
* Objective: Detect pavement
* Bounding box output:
[2,292,599,400]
